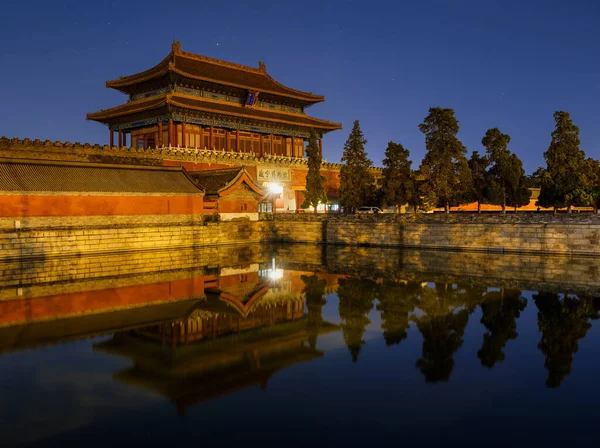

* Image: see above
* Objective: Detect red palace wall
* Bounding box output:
[0,276,213,327]
[0,195,204,218]
[291,167,340,194]
[219,199,259,213]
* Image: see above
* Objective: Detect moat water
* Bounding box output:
[1,245,600,447]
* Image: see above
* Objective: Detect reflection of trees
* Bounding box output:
[376,281,420,346]
[301,274,327,349]
[337,277,378,363]
[478,289,527,368]
[534,292,599,388]
[412,283,470,383]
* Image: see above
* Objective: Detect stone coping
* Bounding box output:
[264,212,600,225]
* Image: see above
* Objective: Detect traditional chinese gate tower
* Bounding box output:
[87,41,341,157]
[87,41,342,211]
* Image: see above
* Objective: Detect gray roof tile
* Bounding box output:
[0,159,204,195]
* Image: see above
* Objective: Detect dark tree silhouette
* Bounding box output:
[339,120,374,211]
[302,129,327,213]
[538,111,592,212]
[534,292,599,388]
[478,289,527,368]
[467,151,489,213]
[337,277,378,363]
[412,283,470,382]
[376,280,420,346]
[301,274,327,349]
[482,128,530,213]
[380,141,413,212]
[418,107,473,213]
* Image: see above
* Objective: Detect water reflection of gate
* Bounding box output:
[94,284,337,415]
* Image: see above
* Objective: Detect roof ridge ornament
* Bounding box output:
[258,61,266,73]
[172,40,181,53]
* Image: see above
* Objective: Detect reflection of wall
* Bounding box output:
[273,244,600,296]
[0,246,271,328]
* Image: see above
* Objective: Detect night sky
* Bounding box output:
[1,0,598,173]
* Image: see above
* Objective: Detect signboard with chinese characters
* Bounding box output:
[257,168,290,182]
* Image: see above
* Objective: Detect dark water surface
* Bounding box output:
[1,245,599,447]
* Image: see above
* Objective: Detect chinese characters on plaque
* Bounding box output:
[257,168,290,182]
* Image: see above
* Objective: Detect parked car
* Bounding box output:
[357,206,383,214]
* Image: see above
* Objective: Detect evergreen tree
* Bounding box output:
[528,167,546,189]
[482,128,513,213]
[302,129,327,213]
[380,141,413,212]
[587,158,600,213]
[418,107,473,213]
[339,120,374,212]
[505,153,532,212]
[406,172,425,212]
[467,151,489,213]
[538,111,592,212]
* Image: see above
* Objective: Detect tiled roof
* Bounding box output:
[188,168,243,195]
[87,92,342,131]
[169,94,342,130]
[86,96,166,121]
[106,42,324,103]
[0,159,204,195]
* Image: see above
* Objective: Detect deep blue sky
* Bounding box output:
[1,0,598,173]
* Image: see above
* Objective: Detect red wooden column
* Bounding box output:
[181,122,186,148]
[158,121,163,147]
[235,129,240,152]
[117,130,123,149]
[199,127,204,148]
[109,130,114,148]
[319,138,323,157]
[209,126,214,149]
[122,131,127,148]
[225,130,230,151]
[168,119,174,146]
[259,134,264,157]
[269,134,273,156]
[290,136,295,158]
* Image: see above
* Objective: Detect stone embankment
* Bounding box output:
[0,215,261,260]
[0,212,598,260]
[263,213,600,256]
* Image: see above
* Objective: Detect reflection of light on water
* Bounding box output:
[259,258,284,282]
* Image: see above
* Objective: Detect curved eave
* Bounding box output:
[169,93,342,131]
[104,44,324,103]
[218,169,266,198]
[175,48,325,103]
[105,52,174,92]
[86,92,343,132]
[86,96,167,122]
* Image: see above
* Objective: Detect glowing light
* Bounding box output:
[268,183,283,195]
[268,269,284,280]
[267,257,283,280]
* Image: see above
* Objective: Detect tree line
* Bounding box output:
[303,108,600,213]
[302,273,599,387]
